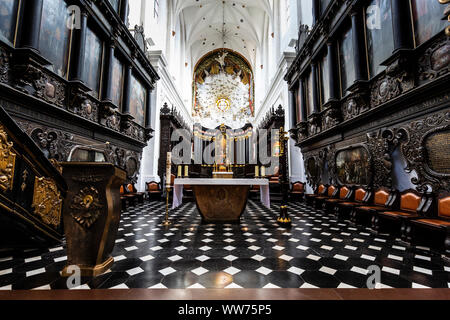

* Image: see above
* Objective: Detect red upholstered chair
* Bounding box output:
[411,192,450,257]
[146,181,162,201]
[305,184,327,205]
[376,189,428,239]
[290,182,305,202]
[323,186,353,213]
[335,187,371,218]
[313,185,339,209]
[351,187,397,225]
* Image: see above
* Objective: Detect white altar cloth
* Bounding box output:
[172,178,270,209]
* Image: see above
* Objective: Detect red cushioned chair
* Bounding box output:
[305,184,327,206]
[146,181,162,201]
[334,187,371,219]
[127,183,145,203]
[313,185,339,210]
[323,186,353,213]
[351,187,397,225]
[290,181,305,202]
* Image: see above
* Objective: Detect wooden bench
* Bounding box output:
[305,184,327,206]
[313,185,339,209]
[411,191,450,258]
[351,187,397,226]
[290,181,305,202]
[334,187,370,219]
[323,186,353,213]
[377,189,429,240]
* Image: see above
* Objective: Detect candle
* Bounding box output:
[255,166,259,177]
[184,165,189,177]
[177,165,182,178]
[166,152,172,186]
[261,166,266,177]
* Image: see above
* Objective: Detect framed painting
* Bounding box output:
[335,146,372,186]
[411,0,448,46]
[338,27,355,96]
[39,0,71,78]
[82,26,103,98]
[111,54,124,108]
[0,0,20,45]
[129,74,146,126]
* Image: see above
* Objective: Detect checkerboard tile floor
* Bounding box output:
[0,200,449,290]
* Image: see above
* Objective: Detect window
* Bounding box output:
[300,0,314,28]
[111,54,124,108]
[338,27,355,96]
[129,74,147,126]
[319,51,330,107]
[411,0,447,46]
[0,0,20,45]
[82,26,104,98]
[39,0,72,78]
[154,0,159,19]
[365,0,394,78]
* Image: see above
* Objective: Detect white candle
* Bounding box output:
[177,165,182,177]
[255,166,259,177]
[261,166,266,177]
[166,152,172,186]
[184,165,189,177]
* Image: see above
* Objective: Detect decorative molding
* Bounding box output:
[32,177,63,227]
[0,46,10,83]
[0,124,16,192]
[28,127,74,161]
[69,186,104,228]
[418,35,450,81]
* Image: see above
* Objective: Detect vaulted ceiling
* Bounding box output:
[173,0,273,68]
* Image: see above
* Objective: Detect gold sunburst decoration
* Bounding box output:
[216,97,231,112]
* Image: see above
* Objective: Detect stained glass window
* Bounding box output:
[39,0,71,78]
[411,0,447,46]
[338,27,355,96]
[111,54,124,108]
[320,52,330,106]
[129,74,147,126]
[0,0,20,45]
[82,26,103,98]
[366,0,394,78]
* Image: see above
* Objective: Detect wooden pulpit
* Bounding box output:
[60,162,127,277]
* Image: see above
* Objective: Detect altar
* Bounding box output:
[173,178,270,223]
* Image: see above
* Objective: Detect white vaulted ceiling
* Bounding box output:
[173,0,273,68]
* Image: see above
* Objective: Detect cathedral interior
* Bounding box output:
[0,0,449,306]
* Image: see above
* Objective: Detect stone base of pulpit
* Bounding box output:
[60,163,126,277]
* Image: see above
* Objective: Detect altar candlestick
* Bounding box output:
[166,152,172,187]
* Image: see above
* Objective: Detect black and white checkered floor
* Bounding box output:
[1,200,449,290]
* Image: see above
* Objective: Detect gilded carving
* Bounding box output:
[0,124,16,192]
[70,187,104,228]
[32,177,63,227]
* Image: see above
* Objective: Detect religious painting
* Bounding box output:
[366,0,394,78]
[305,69,314,116]
[111,54,124,108]
[193,49,254,129]
[411,0,448,46]
[320,51,330,107]
[82,27,103,98]
[0,0,19,45]
[295,83,302,123]
[338,27,355,96]
[39,0,71,78]
[424,130,450,175]
[336,146,371,185]
[306,157,321,185]
[129,74,146,126]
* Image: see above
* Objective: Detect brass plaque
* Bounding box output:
[425,131,450,175]
[32,177,63,227]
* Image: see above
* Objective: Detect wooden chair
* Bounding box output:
[410,191,450,257]
[126,184,145,203]
[323,186,353,213]
[376,189,429,239]
[305,184,327,206]
[334,187,371,219]
[146,181,162,201]
[313,185,339,209]
[120,185,138,209]
[351,187,397,225]
[120,185,128,210]
[290,182,305,202]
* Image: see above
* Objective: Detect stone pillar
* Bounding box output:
[391,0,414,53]
[351,10,368,83]
[17,0,43,51]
